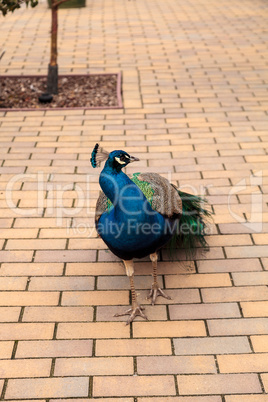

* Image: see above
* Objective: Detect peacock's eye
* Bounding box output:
[120,155,126,161]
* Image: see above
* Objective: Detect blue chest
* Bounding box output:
[97,166,177,260]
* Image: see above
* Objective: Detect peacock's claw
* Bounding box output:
[147,283,172,305]
[114,304,148,325]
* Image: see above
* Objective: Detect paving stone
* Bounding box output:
[0,307,21,322]
[225,396,268,402]
[218,353,268,373]
[5,377,89,399]
[262,373,268,393]
[169,303,240,320]
[16,339,93,358]
[240,301,268,318]
[208,318,268,336]
[197,259,262,273]
[138,398,222,402]
[165,273,231,288]
[0,262,64,276]
[0,323,55,340]
[28,276,95,291]
[133,321,206,338]
[93,375,176,397]
[61,290,129,306]
[57,322,130,339]
[0,358,51,378]
[54,357,133,376]
[202,286,268,303]
[232,272,268,286]
[137,355,216,374]
[0,291,60,306]
[95,338,172,356]
[23,306,94,322]
[250,335,268,353]
[177,374,262,395]
[173,337,251,355]
[0,341,15,359]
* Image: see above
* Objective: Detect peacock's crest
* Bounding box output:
[90,143,109,168]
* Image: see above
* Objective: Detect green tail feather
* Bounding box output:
[168,190,212,259]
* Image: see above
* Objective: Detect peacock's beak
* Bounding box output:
[129,156,140,163]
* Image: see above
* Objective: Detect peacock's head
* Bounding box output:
[109,150,140,169]
[91,143,139,169]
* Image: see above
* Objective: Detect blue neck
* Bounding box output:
[99,160,152,215]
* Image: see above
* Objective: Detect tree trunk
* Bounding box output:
[47,0,58,94]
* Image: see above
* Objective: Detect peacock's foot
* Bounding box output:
[114,304,148,325]
[147,283,172,305]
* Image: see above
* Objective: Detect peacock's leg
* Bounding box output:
[147,252,171,305]
[114,259,148,325]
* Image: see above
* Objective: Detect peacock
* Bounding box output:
[91,143,211,324]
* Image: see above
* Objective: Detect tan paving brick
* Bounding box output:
[0,341,14,359]
[138,398,222,402]
[0,358,51,378]
[197,258,262,273]
[23,306,94,322]
[0,307,21,322]
[208,318,268,336]
[65,262,124,276]
[225,396,268,402]
[0,262,64,276]
[252,233,268,245]
[218,353,268,373]
[133,321,206,338]
[54,399,133,402]
[232,272,268,286]
[0,323,54,340]
[28,276,95,291]
[0,291,59,306]
[5,377,89,399]
[57,322,130,339]
[169,303,240,320]
[262,373,268,393]
[177,374,262,395]
[0,228,38,238]
[93,375,176,397]
[61,290,129,306]
[225,246,268,258]
[251,335,268,352]
[173,337,251,356]
[241,301,268,317]
[95,338,172,356]
[6,239,66,250]
[54,356,133,376]
[35,249,97,262]
[0,277,28,291]
[137,355,216,374]
[16,339,93,358]
[165,273,231,288]
[202,286,268,303]
[0,250,33,262]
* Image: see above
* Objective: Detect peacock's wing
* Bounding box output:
[95,190,113,222]
[95,172,182,222]
[130,172,182,218]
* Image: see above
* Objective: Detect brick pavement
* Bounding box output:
[0,0,268,399]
